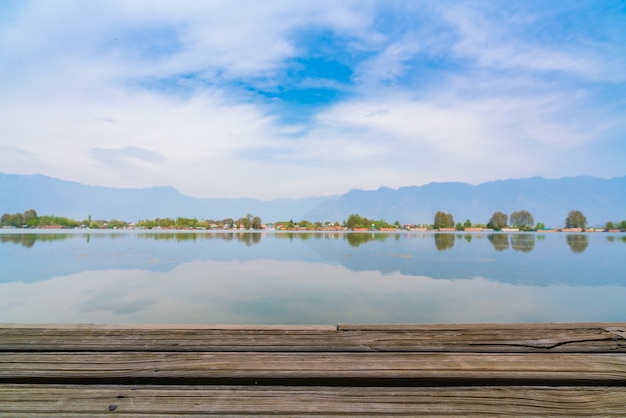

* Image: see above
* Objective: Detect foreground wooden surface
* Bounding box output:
[1,323,625,416]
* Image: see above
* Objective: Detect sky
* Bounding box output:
[1,1,625,199]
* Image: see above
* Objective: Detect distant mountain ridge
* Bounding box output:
[304,176,626,227]
[0,173,332,223]
[1,172,625,227]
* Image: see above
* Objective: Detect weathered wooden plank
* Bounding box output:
[2,352,625,384]
[1,385,625,416]
[1,323,625,353]
[339,323,626,353]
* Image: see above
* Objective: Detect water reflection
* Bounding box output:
[1,230,625,324]
[434,233,455,251]
[344,232,395,247]
[137,231,263,245]
[1,231,624,254]
[488,234,509,251]
[511,234,535,252]
[2,259,626,324]
[0,233,75,248]
[566,234,589,253]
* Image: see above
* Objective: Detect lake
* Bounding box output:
[1,230,625,324]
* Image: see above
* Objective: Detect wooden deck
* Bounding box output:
[1,322,625,416]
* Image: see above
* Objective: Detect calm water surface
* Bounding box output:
[1,230,625,324]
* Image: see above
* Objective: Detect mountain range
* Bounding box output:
[1,172,625,227]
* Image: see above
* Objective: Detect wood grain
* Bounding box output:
[1,385,625,416]
[2,352,625,384]
[2,323,625,416]
[1,323,624,352]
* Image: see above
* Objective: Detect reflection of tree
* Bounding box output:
[464,234,472,243]
[274,232,341,241]
[20,234,36,248]
[0,233,74,248]
[239,232,262,246]
[488,234,509,251]
[511,234,535,253]
[566,234,589,253]
[0,234,22,245]
[344,233,390,248]
[434,233,455,251]
[146,233,198,241]
[274,232,296,240]
[138,232,266,246]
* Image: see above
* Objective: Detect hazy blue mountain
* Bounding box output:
[0,173,333,222]
[304,176,626,227]
[1,172,625,227]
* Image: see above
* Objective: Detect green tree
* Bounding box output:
[23,209,38,227]
[108,219,128,229]
[345,214,370,229]
[606,221,615,230]
[487,211,508,230]
[510,210,534,230]
[297,219,312,228]
[345,214,361,229]
[565,210,587,229]
[434,211,454,229]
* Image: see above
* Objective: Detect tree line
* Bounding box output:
[2,208,626,231]
[433,209,626,231]
[0,210,264,230]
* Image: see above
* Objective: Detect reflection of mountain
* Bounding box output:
[305,176,626,227]
[0,232,275,284]
[0,172,332,222]
[300,232,625,287]
[1,231,624,287]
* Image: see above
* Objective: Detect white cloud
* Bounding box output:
[1,1,625,198]
[441,3,624,81]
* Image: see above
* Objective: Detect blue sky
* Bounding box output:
[1,1,625,199]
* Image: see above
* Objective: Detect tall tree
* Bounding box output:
[487,211,508,230]
[565,210,587,229]
[510,210,534,230]
[345,214,365,229]
[434,211,454,229]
